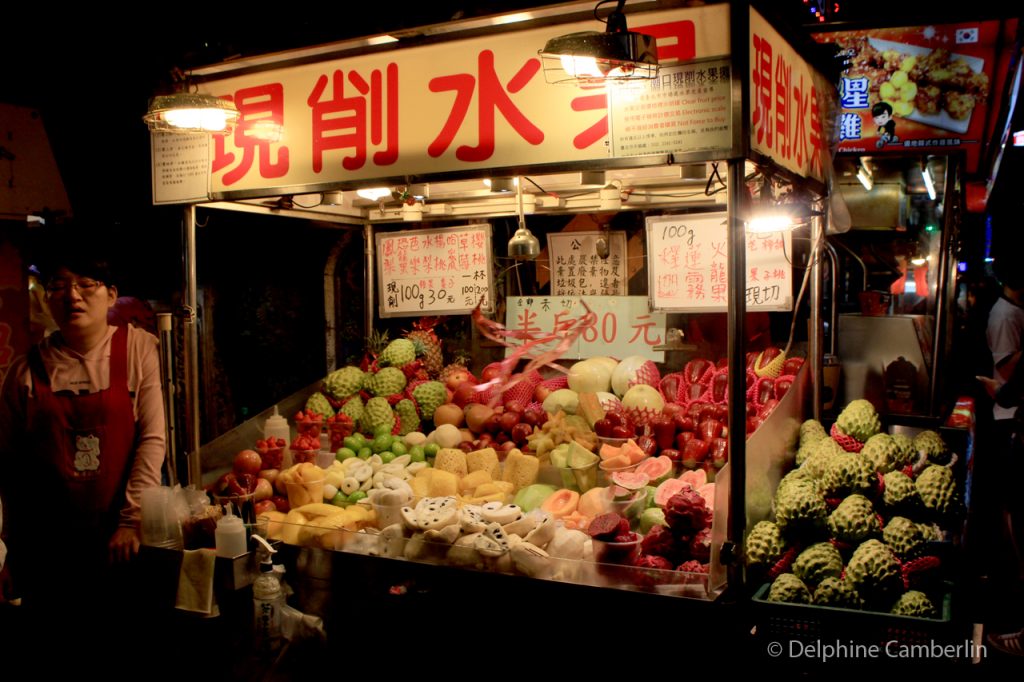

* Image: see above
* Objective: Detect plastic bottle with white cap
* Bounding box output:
[215,507,247,558]
[263,405,292,468]
[251,535,284,650]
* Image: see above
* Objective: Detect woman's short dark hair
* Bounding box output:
[36,231,116,288]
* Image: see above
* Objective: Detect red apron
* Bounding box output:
[9,325,137,597]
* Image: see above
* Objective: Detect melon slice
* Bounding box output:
[578,486,610,518]
[576,392,606,428]
[620,439,647,465]
[634,455,674,484]
[541,489,580,518]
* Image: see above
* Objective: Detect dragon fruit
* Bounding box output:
[664,487,712,537]
[688,527,713,563]
[677,560,709,574]
[640,524,683,562]
[633,554,674,571]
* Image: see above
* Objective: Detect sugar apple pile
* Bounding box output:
[745,521,786,568]
[916,465,957,516]
[324,366,365,401]
[774,479,828,537]
[304,392,335,420]
[891,590,936,618]
[883,516,926,560]
[882,470,921,512]
[366,367,407,397]
[835,399,881,442]
[378,338,416,368]
[360,396,396,434]
[914,430,951,466]
[814,577,863,609]
[821,454,875,497]
[861,433,901,473]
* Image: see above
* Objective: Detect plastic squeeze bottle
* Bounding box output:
[252,535,284,648]
[264,406,292,468]
[215,508,247,558]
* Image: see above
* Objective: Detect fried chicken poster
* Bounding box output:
[814,21,1016,171]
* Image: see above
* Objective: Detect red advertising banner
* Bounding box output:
[814,21,1012,171]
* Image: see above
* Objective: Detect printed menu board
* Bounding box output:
[813,20,1014,172]
[376,224,493,317]
[646,212,792,312]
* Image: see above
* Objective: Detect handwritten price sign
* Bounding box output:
[503,296,665,362]
[376,224,494,317]
[646,212,792,312]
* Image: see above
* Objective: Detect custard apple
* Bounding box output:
[379,338,416,367]
[914,430,951,465]
[304,392,335,420]
[882,470,921,513]
[324,366,365,400]
[890,433,917,469]
[339,395,364,423]
[800,419,828,445]
[778,469,816,498]
[916,465,957,516]
[814,577,863,609]
[394,399,420,436]
[862,433,900,473]
[795,440,818,467]
[822,454,875,497]
[767,573,812,604]
[775,479,828,537]
[917,523,942,542]
[836,399,881,442]
[366,367,408,397]
[802,438,845,479]
[845,539,903,606]
[891,590,936,618]
[746,520,785,568]
[411,381,447,422]
[828,494,880,544]
[793,542,844,585]
[883,516,925,560]
[360,396,396,434]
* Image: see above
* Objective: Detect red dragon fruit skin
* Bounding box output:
[664,488,712,537]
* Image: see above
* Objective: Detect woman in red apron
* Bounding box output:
[0,246,165,608]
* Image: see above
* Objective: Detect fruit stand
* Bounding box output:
[141,0,978,665]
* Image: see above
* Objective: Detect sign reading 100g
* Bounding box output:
[375,224,494,317]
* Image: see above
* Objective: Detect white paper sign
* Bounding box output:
[150,133,210,205]
[503,296,665,362]
[547,231,627,297]
[646,212,792,312]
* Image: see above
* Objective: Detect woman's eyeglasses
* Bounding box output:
[46,278,104,297]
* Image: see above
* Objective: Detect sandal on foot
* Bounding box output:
[987,631,1024,656]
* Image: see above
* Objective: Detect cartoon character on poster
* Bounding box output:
[872,102,899,148]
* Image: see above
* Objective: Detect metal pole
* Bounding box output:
[929,159,955,416]
[824,239,839,356]
[726,159,747,575]
[364,223,375,340]
[157,312,178,487]
[810,205,824,420]
[183,205,202,487]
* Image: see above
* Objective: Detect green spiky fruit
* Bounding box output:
[882,470,921,513]
[862,433,900,473]
[793,542,844,585]
[411,381,447,421]
[883,516,926,560]
[917,523,941,542]
[360,396,396,434]
[836,399,882,442]
[767,574,812,604]
[803,438,845,479]
[890,433,917,469]
[304,392,335,420]
[845,539,903,606]
[324,366,365,400]
[339,395,364,423]
[379,338,416,368]
[395,399,420,436]
[800,419,828,446]
[828,494,880,544]
[814,577,863,609]
[822,454,875,497]
[778,469,816,498]
[891,590,936,618]
[366,367,407,397]
[916,465,957,516]
[746,521,785,568]
[775,479,828,537]
[914,430,951,465]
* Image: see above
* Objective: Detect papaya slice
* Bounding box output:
[599,443,623,461]
[540,488,580,519]
[620,439,647,464]
[599,454,632,470]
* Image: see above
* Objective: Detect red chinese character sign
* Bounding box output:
[646,212,792,312]
[375,224,493,317]
[503,296,666,362]
[197,4,731,195]
[749,8,831,184]
[813,20,1016,173]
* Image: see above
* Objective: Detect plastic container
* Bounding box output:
[215,508,248,558]
[264,406,292,468]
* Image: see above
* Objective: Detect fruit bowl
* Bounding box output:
[596,435,629,448]
[554,460,600,492]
